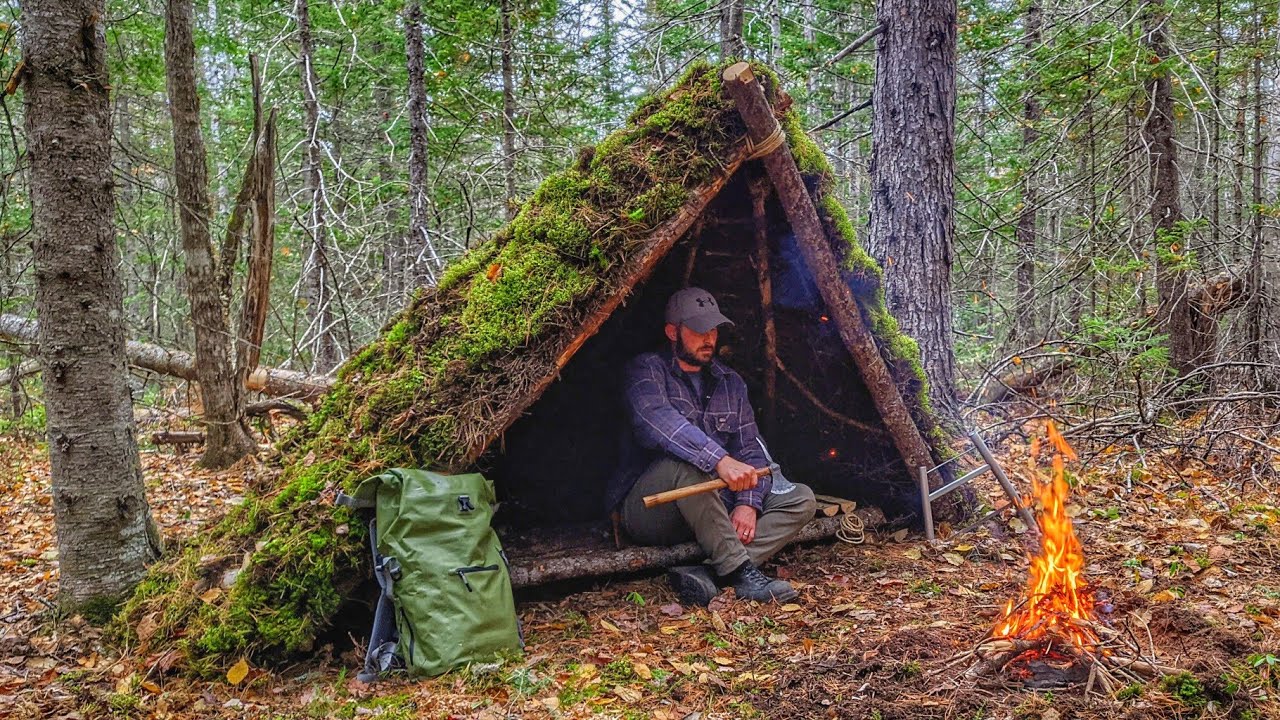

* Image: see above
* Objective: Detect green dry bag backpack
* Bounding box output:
[338,469,522,680]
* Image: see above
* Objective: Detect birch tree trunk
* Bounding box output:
[23,0,160,608]
[165,0,257,468]
[296,0,339,372]
[866,0,960,418]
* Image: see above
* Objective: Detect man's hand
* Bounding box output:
[730,505,758,545]
[715,455,758,492]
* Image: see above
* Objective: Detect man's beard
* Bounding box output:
[674,336,714,367]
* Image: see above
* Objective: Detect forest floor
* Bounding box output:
[1,425,1278,720]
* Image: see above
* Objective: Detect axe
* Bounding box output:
[642,439,798,509]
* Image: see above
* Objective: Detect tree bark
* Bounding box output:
[296,0,339,373]
[236,102,277,393]
[719,0,745,58]
[1142,0,1203,377]
[1012,0,1041,344]
[405,0,439,287]
[22,0,160,608]
[165,0,257,468]
[866,0,960,418]
[500,0,518,221]
[0,314,333,401]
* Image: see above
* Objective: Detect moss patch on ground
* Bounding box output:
[116,60,944,673]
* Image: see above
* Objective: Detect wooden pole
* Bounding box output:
[750,175,778,434]
[721,62,936,483]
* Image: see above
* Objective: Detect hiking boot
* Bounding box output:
[720,561,797,603]
[667,565,719,606]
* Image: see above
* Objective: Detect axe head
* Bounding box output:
[765,462,797,495]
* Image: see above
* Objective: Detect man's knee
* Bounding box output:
[782,483,817,516]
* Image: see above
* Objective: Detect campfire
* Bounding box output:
[947,422,1182,694]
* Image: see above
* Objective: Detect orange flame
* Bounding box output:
[994,421,1099,650]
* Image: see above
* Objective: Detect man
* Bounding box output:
[607,287,817,605]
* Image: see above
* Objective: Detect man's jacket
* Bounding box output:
[607,348,770,512]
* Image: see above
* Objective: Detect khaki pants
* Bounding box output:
[621,457,816,576]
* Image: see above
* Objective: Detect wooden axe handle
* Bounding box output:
[642,466,773,508]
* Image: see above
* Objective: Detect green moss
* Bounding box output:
[782,111,832,185]
[437,237,503,294]
[1161,672,1208,708]
[629,183,689,227]
[75,594,124,625]
[455,242,595,359]
[818,194,881,283]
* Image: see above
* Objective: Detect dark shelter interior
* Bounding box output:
[485,170,919,538]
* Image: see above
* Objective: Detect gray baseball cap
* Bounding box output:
[665,287,734,333]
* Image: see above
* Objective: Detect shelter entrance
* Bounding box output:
[485,170,915,535]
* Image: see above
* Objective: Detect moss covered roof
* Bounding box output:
[118,61,940,672]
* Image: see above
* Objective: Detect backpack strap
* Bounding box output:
[357,516,403,683]
[335,492,375,510]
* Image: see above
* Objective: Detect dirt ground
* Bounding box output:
[1,430,1278,720]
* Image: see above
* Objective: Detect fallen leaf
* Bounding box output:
[226,657,250,685]
[890,529,909,542]
[600,619,621,634]
[199,587,223,604]
[632,661,652,680]
[903,548,923,560]
[778,603,802,612]
[659,603,684,617]
[942,553,965,566]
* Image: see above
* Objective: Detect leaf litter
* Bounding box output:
[0,427,1277,719]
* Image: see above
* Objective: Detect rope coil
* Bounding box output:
[744,125,786,160]
[835,503,865,545]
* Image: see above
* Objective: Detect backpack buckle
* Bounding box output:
[457,495,475,513]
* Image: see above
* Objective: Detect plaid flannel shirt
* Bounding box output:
[607,349,771,512]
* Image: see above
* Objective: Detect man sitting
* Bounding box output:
[606,287,817,605]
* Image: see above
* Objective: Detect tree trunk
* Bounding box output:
[165,0,256,468]
[22,0,160,608]
[405,0,439,286]
[720,0,745,58]
[866,0,960,418]
[1243,22,1265,363]
[1012,0,1041,344]
[296,0,339,373]
[236,111,277,391]
[500,0,518,221]
[1142,0,1203,378]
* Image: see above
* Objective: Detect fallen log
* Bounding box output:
[152,431,205,448]
[0,313,333,401]
[978,358,1071,405]
[504,505,886,588]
